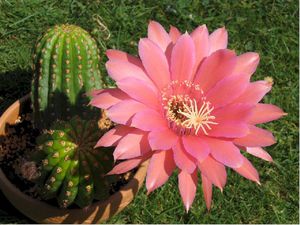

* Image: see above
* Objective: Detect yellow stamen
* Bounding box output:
[178,99,218,135]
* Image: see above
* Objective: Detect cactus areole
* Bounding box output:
[33,117,115,208]
[31,24,103,128]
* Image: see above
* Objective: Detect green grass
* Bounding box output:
[0,0,298,223]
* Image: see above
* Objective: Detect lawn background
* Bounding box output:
[0,0,298,223]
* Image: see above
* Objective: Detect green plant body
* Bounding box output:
[31,24,103,129]
[32,117,115,208]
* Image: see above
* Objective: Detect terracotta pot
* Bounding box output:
[0,95,148,224]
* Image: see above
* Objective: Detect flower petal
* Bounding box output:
[178,170,198,212]
[107,99,149,125]
[171,33,196,82]
[206,74,249,108]
[106,60,152,84]
[213,103,255,123]
[246,147,273,162]
[90,88,129,109]
[139,38,171,89]
[146,150,176,193]
[165,42,174,66]
[233,81,272,104]
[191,25,210,72]
[233,52,260,77]
[194,49,236,93]
[173,140,197,174]
[182,135,210,162]
[233,156,260,184]
[117,77,159,109]
[234,125,276,147]
[198,155,226,190]
[248,103,286,124]
[169,25,181,43]
[148,20,172,51]
[106,49,143,67]
[114,131,150,160]
[131,109,168,131]
[204,137,244,168]
[209,27,228,55]
[107,157,144,175]
[148,129,178,150]
[208,122,249,138]
[95,125,134,147]
[201,173,213,210]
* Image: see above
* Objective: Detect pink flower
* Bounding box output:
[91,21,286,211]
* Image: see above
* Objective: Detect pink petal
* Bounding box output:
[171,33,196,82]
[233,156,260,184]
[209,27,228,55]
[194,49,236,93]
[206,74,250,108]
[234,125,276,147]
[95,125,134,147]
[148,20,172,51]
[173,141,197,174]
[191,25,210,73]
[204,137,244,168]
[201,173,213,210]
[131,109,168,131]
[107,99,148,125]
[90,88,129,109]
[107,157,143,175]
[89,89,103,97]
[106,60,152,84]
[146,150,175,193]
[233,52,260,77]
[178,170,198,212]
[139,38,171,89]
[165,42,174,66]
[148,129,178,150]
[182,135,210,162]
[208,122,249,138]
[117,77,159,109]
[106,49,143,67]
[246,147,273,162]
[198,155,226,190]
[169,25,181,43]
[248,103,286,124]
[233,81,272,104]
[114,131,150,160]
[213,103,254,125]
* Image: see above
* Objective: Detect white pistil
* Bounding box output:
[178,99,218,135]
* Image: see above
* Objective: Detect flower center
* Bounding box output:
[161,80,218,135]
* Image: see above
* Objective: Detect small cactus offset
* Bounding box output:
[31,24,103,128]
[32,117,115,208]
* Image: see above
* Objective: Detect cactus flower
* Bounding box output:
[91,21,286,211]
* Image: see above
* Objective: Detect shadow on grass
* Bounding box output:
[0,69,32,115]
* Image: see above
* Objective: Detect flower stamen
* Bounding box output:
[178,99,218,135]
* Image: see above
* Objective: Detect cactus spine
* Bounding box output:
[31,24,103,128]
[33,117,114,208]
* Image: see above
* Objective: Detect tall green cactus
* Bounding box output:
[33,117,115,208]
[31,24,103,128]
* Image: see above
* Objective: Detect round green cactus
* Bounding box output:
[33,117,115,208]
[31,24,103,128]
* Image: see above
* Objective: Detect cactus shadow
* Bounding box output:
[32,87,100,129]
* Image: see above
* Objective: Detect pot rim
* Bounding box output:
[0,95,149,223]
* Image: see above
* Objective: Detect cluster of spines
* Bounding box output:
[31,24,103,128]
[34,117,114,208]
